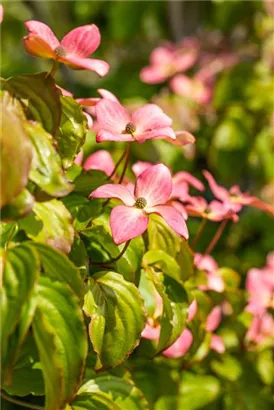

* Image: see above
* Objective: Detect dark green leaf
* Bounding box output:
[74,169,108,196]
[1,189,34,221]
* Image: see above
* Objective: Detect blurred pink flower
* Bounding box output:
[0,5,4,23]
[194,253,224,293]
[162,328,193,358]
[170,74,211,104]
[246,313,274,344]
[203,170,274,216]
[206,306,225,353]
[140,42,197,84]
[95,99,176,143]
[84,150,115,176]
[74,151,84,166]
[186,196,238,222]
[90,164,189,244]
[24,21,109,76]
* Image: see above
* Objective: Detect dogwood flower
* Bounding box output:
[23,21,109,77]
[84,150,115,176]
[185,196,239,222]
[203,170,274,216]
[162,328,193,358]
[170,74,211,104]
[194,253,225,293]
[90,164,188,244]
[140,42,198,84]
[95,99,176,143]
[206,306,225,354]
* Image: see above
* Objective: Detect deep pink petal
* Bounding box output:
[132,104,172,132]
[24,20,59,50]
[132,161,153,178]
[110,205,148,245]
[211,334,225,353]
[61,24,100,56]
[96,130,134,143]
[135,164,172,207]
[147,205,189,240]
[96,99,130,133]
[163,328,193,358]
[203,170,230,202]
[84,150,115,176]
[89,184,135,206]
[170,200,188,220]
[60,56,109,77]
[206,306,222,332]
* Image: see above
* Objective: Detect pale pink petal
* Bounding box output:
[141,323,160,340]
[175,51,198,72]
[203,170,230,202]
[147,205,189,240]
[163,328,193,358]
[194,254,218,273]
[140,66,170,84]
[132,161,153,178]
[56,85,73,97]
[24,20,59,50]
[206,306,222,332]
[60,56,109,77]
[173,172,205,191]
[96,130,134,143]
[135,164,172,207]
[89,184,135,206]
[243,196,274,216]
[170,200,188,220]
[96,99,130,133]
[132,104,172,132]
[185,196,208,217]
[84,150,115,176]
[187,300,198,323]
[0,5,4,24]
[151,46,174,65]
[211,334,225,353]
[110,205,148,245]
[84,112,93,129]
[167,131,196,147]
[74,151,83,165]
[207,273,225,293]
[61,24,100,56]
[97,89,120,102]
[138,127,176,142]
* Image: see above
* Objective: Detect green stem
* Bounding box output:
[191,218,207,250]
[1,391,44,410]
[204,219,228,256]
[47,60,59,78]
[92,240,131,267]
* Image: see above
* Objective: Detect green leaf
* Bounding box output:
[1,97,32,207]
[70,392,121,410]
[20,199,74,254]
[1,244,39,365]
[5,72,61,135]
[56,96,87,168]
[176,240,194,281]
[74,169,108,196]
[142,250,182,283]
[61,193,101,231]
[77,375,149,410]
[0,222,18,248]
[211,354,242,381]
[178,373,221,410]
[147,214,181,258]
[25,121,73,198]
[1,189,34,221]
[2,333,44,397]
[33,276,87,410]
[84,271,145,370]
[29,242,83,299]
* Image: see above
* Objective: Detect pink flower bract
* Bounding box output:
[24,21,109,77]
[95,99,176,143]
[90,164,189,244]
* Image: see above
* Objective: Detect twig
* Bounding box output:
[1,391,44,410]
[204,220,228,255]
[92,240,131,267]
[191,218,207,250]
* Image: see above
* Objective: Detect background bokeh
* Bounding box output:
[1,0,274,273]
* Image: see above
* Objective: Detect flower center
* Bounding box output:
[124,122,136,135]
[55,46,66,57]
[134,197,147,209]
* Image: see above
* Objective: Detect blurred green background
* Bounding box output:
[1,0,274,273]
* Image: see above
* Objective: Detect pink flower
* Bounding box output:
[203,170,274,216]
[186,196,238,222]
[187,299,198,322]
[90,164,188,244]
[206,306,225,353]
[24,21,109,77]
[167,131,196,147]
[140,42,197,84]
[95,99,176,143]
[0,5,4,23]
[162,328,193,358]
[194,254,224,293]
[246,313,274,344]
[74,151,84,166]
[170,74,211,104]
[84,150,115,176]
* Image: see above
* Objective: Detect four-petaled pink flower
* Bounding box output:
[203,170,274,216]
[140,42,198,84]
[95,99,176,143]
[185,196,239,222]
[90,164,188,245]
[23,21,109,77]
